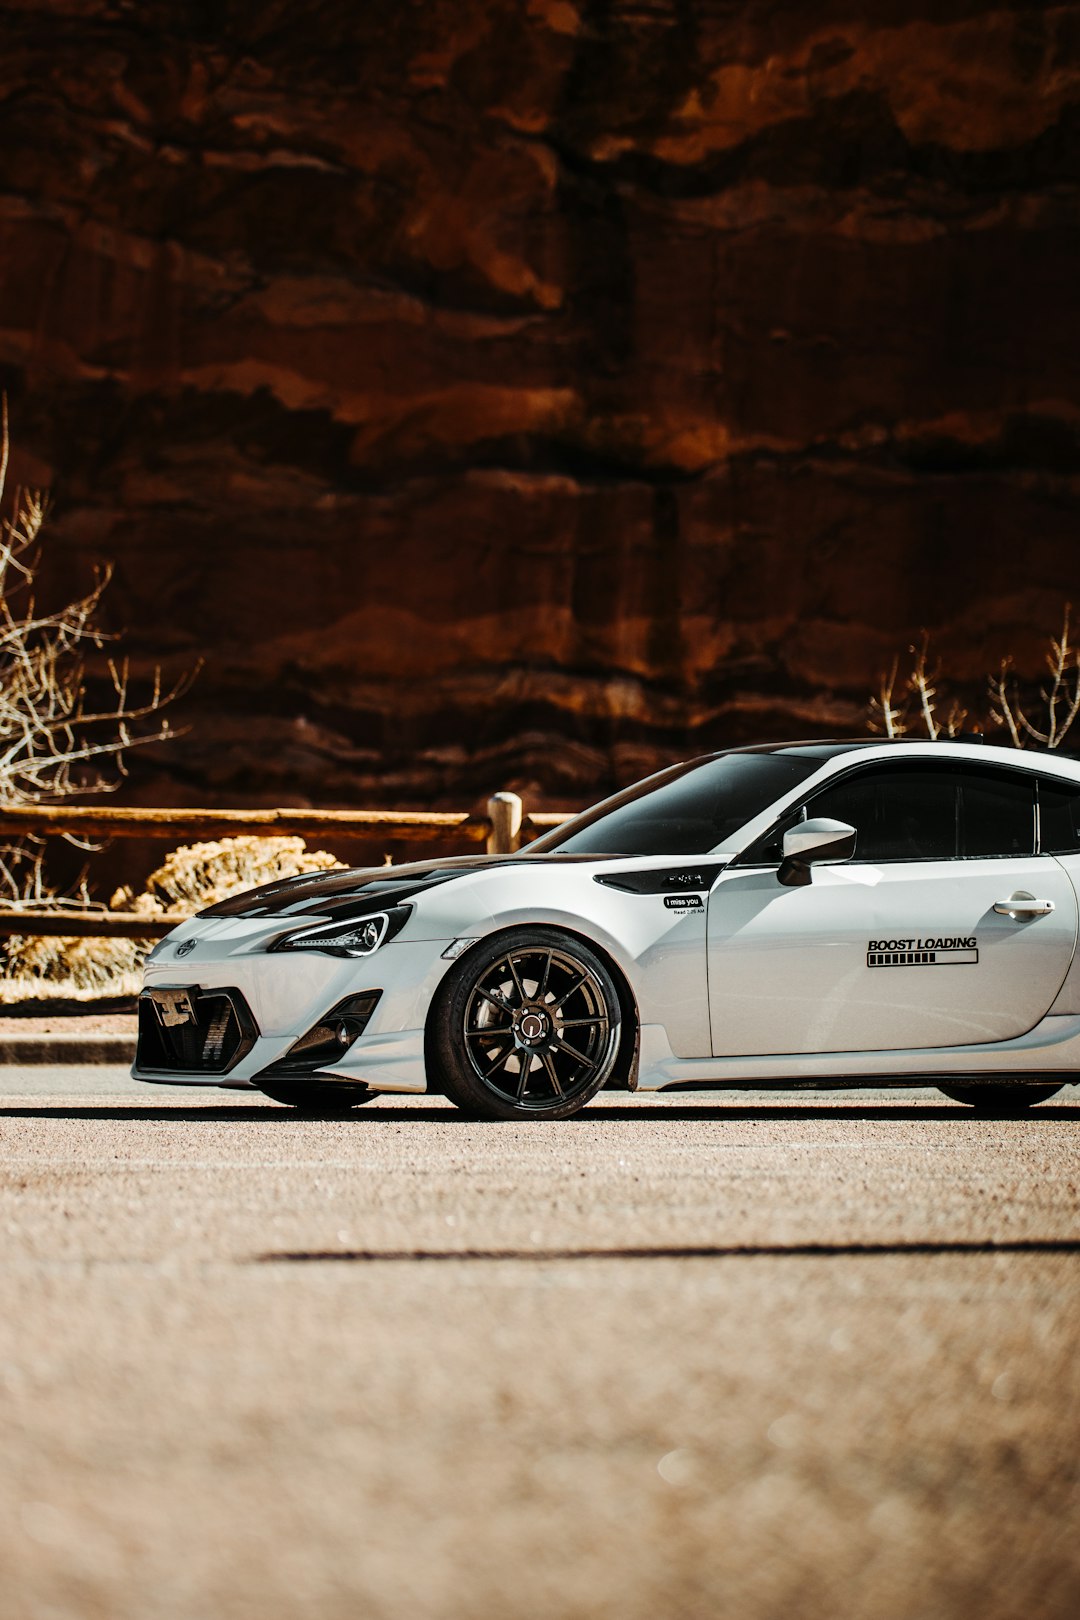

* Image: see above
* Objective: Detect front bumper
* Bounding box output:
[133,921,454,1092]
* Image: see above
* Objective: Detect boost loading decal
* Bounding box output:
[867,937,978,968]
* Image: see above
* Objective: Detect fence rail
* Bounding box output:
[0,792,574,939]
[0,805,487,844]
[0,908,174,939]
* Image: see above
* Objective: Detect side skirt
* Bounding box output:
[638,1013,1080,1091]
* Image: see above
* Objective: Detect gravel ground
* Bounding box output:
[1,1074,1078,1620]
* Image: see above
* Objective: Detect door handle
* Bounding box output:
[994,891,1055,919]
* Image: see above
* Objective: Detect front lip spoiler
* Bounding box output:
[130,1066,258,1089]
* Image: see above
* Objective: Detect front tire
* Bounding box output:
[256,1081,376,1114]
[433,928,623,1120]
[937,1082,1064,1112]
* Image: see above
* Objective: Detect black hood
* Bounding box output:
[197,850,610,920]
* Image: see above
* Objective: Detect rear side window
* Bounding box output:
[961,772,1036,857]
[780,762,1035,863]
[1039,777,1080,852]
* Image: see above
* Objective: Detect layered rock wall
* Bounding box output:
[2,0,1079,806]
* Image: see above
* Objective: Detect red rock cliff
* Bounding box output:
[1,0,1078,807]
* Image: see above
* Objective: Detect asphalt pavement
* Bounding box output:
[1,1069,1078,1620]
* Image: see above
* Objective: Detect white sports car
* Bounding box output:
[134,739,1080,1118]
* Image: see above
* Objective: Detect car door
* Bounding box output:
[706,759,1078,1056]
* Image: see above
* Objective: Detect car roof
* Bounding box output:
[715,737,1080,781]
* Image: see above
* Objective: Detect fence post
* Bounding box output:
[486,792,523,854]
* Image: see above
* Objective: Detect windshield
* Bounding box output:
[528,751,821,857]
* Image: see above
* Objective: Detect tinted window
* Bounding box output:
[528,752,819,857]
[1039,777,1080,852]
[743,762,1035,864]
[961,773,1035,857]
[812,766,960,861]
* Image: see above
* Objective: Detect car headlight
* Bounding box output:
[269,904,411,958]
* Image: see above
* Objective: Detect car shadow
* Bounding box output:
[257,1237,1080,1263]
[2,1101,1080,1123]
[0,1103,313,1122]
[583,1102,1080,1122]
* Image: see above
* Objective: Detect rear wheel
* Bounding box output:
[434,928,623,1120]
[937,1082,1064,1112]
[256,1081,376,1114]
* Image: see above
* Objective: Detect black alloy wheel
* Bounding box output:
[256,1081,376,1114]
[434,928,623,1120]
[936,1082,1064,1112]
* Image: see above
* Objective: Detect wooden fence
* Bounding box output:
[0,793,572,939]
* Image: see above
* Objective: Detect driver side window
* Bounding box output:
[739,761,1035,866]
[810,766,958,862]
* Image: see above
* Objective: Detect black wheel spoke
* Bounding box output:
[486,1042,516,1076]
[538,951,553,999]
[466,1026,510,1041]
[515,1058,532,1101]
[559,1016,604,1029]
[552,972,587,1010]
[554,1035,592,1066]
[540,1050,564,1096]
[505,955,526,1004]
[476,986,513,1015]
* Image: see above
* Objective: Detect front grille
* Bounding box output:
[137,986,258,1075]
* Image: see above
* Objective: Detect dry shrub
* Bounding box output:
[0,932,146,999]
[0,836,344,1000]
[113,834,343,918]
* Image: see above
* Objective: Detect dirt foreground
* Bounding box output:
[1,1079,1078,1620]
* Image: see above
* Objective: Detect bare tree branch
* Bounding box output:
[908,634,941,741]
[985,610,1080,751]
[0,397,196,900]
[872,611,1080,752]
[868,657,908,738]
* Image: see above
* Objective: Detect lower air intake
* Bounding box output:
[256,991,381,1079]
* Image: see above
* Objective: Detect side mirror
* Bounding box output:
[778,818,857,888]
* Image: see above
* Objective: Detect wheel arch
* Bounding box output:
[423,922,641,1093]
